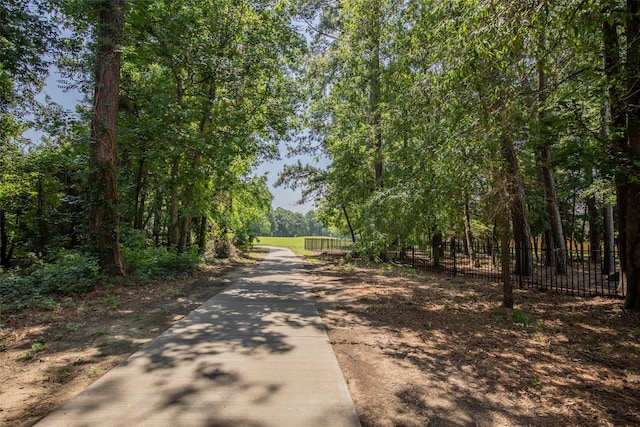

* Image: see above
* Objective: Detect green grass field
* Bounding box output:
[254,236,309,254]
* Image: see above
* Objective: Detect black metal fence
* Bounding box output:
[388,241,626,298]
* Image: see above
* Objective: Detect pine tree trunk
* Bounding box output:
[540,146,567,275]
[88,0,126,275]
[500,133,534,276]
[537,10,567,276]
[624,0,640,308]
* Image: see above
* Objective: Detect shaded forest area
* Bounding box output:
[1,0,304,310]
[3,0,640,313]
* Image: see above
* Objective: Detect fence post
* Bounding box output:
[452,244,457,277]
[412,246,415,268]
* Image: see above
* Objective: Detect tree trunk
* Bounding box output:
[36,176,48,257]
[536,10,567,275]
[196,216,207,255]
[152,191,163,247]
[543,229,554,267]
[178,85,214,253]
[133,155,146,229]
[603,201,615,274]
[500,133,534,276]
[178,215,191,252]
[464,203,480,268]
[586,188,601,264]
[603,11,630,296]
[433,232,443,268]
[0,210,9,268]
[341,204,356,243]
[88,0,126,275]
[499,193,513,309]
[169,157,180,247]
[601,20,620,277]
[624,0,640,308]
[541,145,568,275]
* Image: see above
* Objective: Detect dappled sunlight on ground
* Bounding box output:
[306,254,640,427]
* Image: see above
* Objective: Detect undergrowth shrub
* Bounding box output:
[123,245,202,279]
[31,252,101,294]
[0,251,101,312]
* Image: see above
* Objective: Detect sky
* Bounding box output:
[24,68,322,215]
[254,144,320,214]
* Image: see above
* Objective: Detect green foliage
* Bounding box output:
[103,296,119,311]
[0,251,101,311]
[511,309,531,327]
[16,338,48,361]
[30,252,101,294]
[269,207,309,237]
[0,0,58,103]
[122,245,202,279]
[3,0,635,308]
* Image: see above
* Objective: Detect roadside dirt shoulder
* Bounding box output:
[0,260,248,426]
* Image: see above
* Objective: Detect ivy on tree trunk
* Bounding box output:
[89,0,126,275]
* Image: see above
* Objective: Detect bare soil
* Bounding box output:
[306,255,640,426]
[1,251,639,427]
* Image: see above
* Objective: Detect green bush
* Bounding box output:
[123,245,202,279]
[232,226,257,252]
[121,228,149,251]
[0,251,101,312]
[31,252,101,294]
[153,247,201,276]
[0,271,36,311]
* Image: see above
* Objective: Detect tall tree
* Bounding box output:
[622,1,640,308]
[88,0,126,274]
[535,1,567,275]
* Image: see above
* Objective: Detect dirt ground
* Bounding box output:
[1,250,640,426]
[306,255,640,427]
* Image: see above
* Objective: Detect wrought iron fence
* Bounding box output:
[388,241,626,298]
[304,237,625,298]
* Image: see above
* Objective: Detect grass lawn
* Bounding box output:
[254,236,309,255]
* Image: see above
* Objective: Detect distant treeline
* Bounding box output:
[260,208,332,238]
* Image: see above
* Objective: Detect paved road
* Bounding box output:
[36,247,361,427]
